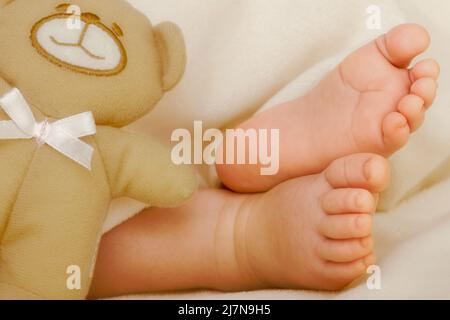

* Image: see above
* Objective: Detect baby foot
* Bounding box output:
[238,154,389,290]
[217,24,438,192]
[334,24,438,154]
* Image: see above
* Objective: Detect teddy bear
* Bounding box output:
[0,0,197,299]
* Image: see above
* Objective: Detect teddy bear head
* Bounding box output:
[0,0,186,127]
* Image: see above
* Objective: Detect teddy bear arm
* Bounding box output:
[96,126,197,207]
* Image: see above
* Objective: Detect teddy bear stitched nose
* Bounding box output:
[49,22,106,61]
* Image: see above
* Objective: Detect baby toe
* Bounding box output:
[325,154,390,193]
[321,189,376,215]
[410,59,440,81]
[411,77,437,109]
[318,237,374,263]
[322,254,376,290]
[318,213,372,240]
[382,112,410,153]
[398,94,425,132]
[378,24,430,69]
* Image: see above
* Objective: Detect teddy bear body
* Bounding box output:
[0,111,110,299]
[0,0,196,299]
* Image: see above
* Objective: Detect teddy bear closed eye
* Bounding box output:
[0,0,197,299]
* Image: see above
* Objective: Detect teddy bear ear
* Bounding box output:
[154,22,186,92]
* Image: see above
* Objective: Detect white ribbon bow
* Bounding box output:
[0,88,96,170]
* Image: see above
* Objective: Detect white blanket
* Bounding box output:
[106,0,450,300]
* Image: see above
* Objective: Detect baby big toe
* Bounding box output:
[378,24,430,68]
[411,77,438,108]
[318,237,374,263]
[318,213,372,240]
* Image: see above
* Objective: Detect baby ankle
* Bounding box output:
[212,194,268,291]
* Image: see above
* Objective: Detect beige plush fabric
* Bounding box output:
[0,0,196,299]
[109,0,450,299]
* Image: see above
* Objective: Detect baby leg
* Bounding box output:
[89,188,259,298]
[90,153,389,298]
